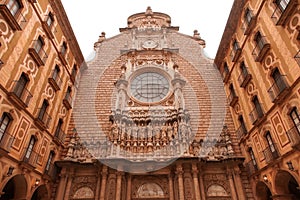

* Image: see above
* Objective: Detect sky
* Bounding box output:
[61,0,234,60]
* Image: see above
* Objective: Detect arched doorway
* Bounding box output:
[31,185,49,200]
[0,174,27,200]
[256,181,272,200]
[275,170,300,199]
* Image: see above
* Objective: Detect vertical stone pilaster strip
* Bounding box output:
[227,169,238,200]
[233,167,246,200]
[55,169,68,200]
[63,173,74,200]
[100,166,108,200]
[192,164,201,200]
[95,169,102,200]
[176,164,185,200]
[199,171,206,200]
[168,173,174,200]
[126,174,132,200]
[115,171,123,200]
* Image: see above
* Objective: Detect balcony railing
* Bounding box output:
[236,125,247,140]
[252,36,270,62]
[28,41,48,66]
[286,123,300,148]
[8,80,33,109]
[35,109,51,130]
[268,76,289,102]
[54,128,65,144]
[21,148,39,168]
[48,70,62,91]
[0,4,27,31]
[0,132,15,152]
[227,92,238,107]
[263,144,280,164]
[242,10,256,35]
[249,107,264,125]
[238,68,252,88]
[271,0,298,25]
[245,160,258,176]
[63,93,72,110]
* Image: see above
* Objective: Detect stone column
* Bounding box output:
[100,166,108,200]
[115,171,123,200]
[199,172,206,200]
[95,170,101,200]
[227,169,238,200]
[176,164,185,200]
[126,174,132,200]
[55,169,68,200]
[168,173,174,200]
[64,173,74,200]
[192,164,201,200]
[233,167,246,200]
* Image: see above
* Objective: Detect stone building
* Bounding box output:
[56,6,253,200]
[0,0,84,199]
[215,0,300,199]
[1,0,300,199]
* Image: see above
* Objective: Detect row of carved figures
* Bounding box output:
[65,126,235,162]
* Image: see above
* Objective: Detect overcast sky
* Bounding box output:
[61,0,234,60]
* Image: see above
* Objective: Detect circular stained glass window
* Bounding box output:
[130,72,169,103]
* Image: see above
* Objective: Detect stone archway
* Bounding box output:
[274,170,300,200]
[0,174,27,200]
[31,185,49,200]
[256,181,273,200]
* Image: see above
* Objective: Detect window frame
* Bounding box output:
[7,0,22,16]
[0,113,12,141]
[290,108,300,133]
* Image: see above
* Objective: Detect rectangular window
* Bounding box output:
[244,8,252,24]
[0,113,11,141]
[290,108,300,133]
[14,73,28,98]
[45,152,54,171]
[34,36,44,53]
[61,42,67,56]
[46,12,54,27]
[7,0,21,16]
[276,0,290,11]
[25,136,35,160]
[38,100,49,121]
[272,68,287,93]
[253,96,263,118]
